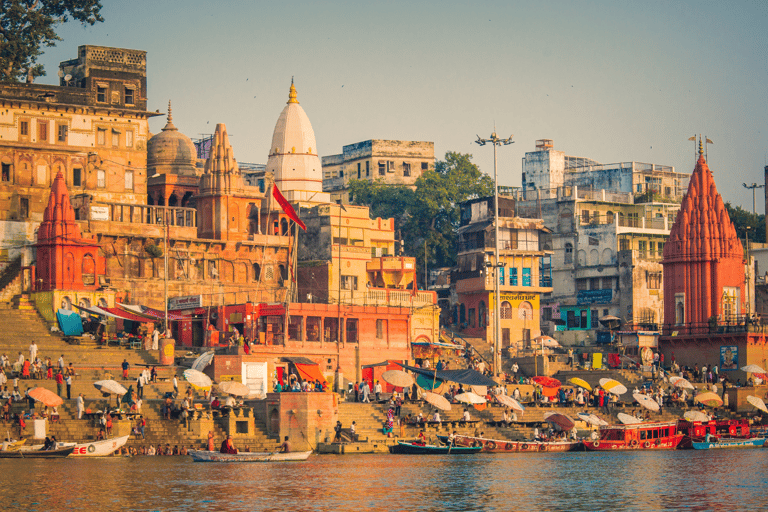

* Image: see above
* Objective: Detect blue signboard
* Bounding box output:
[720,346,738,370]
[576,289,613,305]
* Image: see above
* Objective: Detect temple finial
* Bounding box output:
[287,79,299,104]
[168,100,172,122]
[698,137,703,157]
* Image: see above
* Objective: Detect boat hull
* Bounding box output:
[71,435,130,457]
[188,449,312,462]
[691,437,766,450]
[441,435,581,453]
[0,446,75,458]
[389,442,482,454]
[584,434,684,451]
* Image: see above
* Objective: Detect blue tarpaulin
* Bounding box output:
[57,308,83,336]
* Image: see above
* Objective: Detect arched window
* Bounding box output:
[278,264,287,283]
[252,263,261,281]
[518,301,533,320]
[564,243,573,264]
[606,211,614,224]
[500,301,512,319]
[82,253,95,285]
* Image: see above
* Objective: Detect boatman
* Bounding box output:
[278,435,291,453]
[220,435,238,454]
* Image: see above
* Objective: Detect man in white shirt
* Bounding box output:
[58,355,64,370]
[432,411,441,423]
[463,410,471,422]
[29,342,37,363]
[76,393,85,419]
[374,381,382,402]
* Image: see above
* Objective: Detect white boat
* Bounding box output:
[24,435,130,457]
[188,449,312,462]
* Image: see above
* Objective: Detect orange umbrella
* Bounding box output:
[694,392,723,408]
[423,391,451,411]
[28,387,63,407]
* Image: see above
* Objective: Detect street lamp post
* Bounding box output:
[475,130,514,377]
[742,183,764,214]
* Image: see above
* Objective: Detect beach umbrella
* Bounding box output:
[532,376,561,388]
[741,364,766,374]
[381,370,413,389]
[423,391,451,411]
[694,392,723,408]
[544,412,576,431]
[28,387,63,407]
[218,381,251,397]
[183,369,212,390]
[577,412,608,427]
[569,377,592,391]
[599,378,628,395]
[533,335,560,348]
[470,385,487,396]
[633,392,660,412]
[191,351,215,372]
[746,395,768,414]
[496,394,525,413]
[669,376,695,390]
[683,410,711,422]
[94,380,128,396]
[617,412,643,425]
[454,392,486,405]
[599,315,621,327]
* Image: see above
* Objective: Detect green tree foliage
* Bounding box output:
[724,202,765,244]
[0,0,103,83]
[349,152,493,282]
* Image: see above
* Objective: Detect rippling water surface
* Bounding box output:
[1,449,766,511]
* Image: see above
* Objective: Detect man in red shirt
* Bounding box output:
[55,370,64,397]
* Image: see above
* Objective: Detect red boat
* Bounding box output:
[584,421,683,451]
[446,435,581,453]
[678,418,752,449]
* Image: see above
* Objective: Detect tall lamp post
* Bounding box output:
[742,183,764,214]
[475,130,514,377]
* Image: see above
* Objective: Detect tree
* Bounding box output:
[724,202,765,244]
[0,0,103,83]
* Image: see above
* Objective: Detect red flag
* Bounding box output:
[272,184,306,231]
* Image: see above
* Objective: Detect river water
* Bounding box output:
[1,449,766,511]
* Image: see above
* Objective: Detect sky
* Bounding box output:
[36,0,768,213]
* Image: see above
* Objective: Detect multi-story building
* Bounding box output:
[322,139,434,204]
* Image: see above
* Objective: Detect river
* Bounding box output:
[1,449,766,511]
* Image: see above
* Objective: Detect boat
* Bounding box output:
[438,435,581,453]
[691,434,766,450]
[188,449,312,462]
[388,441,482,454]
[21,435,130,457]
[584,420,683,451]
[678,418,752,449]
[0,445,75,458]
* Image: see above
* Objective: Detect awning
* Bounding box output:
[117,303,188,321]
[412,341,464,350]
[294,363,327,385]
[396,362,497,387]
[283,356,318,366]
[57,309,83,336]
[75,304,150,323]
[362,361,391,369]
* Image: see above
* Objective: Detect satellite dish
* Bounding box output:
[64,74,72,82]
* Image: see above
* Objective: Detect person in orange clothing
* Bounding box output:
[22,361,30,379]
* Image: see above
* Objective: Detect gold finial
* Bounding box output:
[287,78,299,104]
[168,100,173,122]
[698,137,703,156]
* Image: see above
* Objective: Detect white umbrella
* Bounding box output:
[669,376,695,390]
[599,378,628,395]
[577,412,608,427]
[741,364,766,374]
[183,369,212,390]
[683,410,711,422]
[470,385,487,396]
[423,391,451,411]
[617,412,643,425]
[496,394,525,413]
[534,335,560,348]
[192,351,215,372]
[746,395,768,414]
[93,380,128,396]
[454,392,486,405]
[633,392,660,412]
[381,370,413,388]
[218,381,251,397]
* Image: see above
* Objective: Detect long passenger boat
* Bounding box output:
[691,434,766,450]
[584,420,683,451]
[389,441,482,454]
[439,435,581,453]
[677,419,752,449]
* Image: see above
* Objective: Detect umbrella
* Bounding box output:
[633,392,660,412]
[569,377,592,391]
[694,392,723,408]
[28,387,63,407]
[183,369,212,390]
[599,378,628,395]
[470,385,487,396]
[741,364,766,374]
[532,376,561,388]
[599,315,621,328]
[544,412,576,431]
[533,335,560,348]
[496,394,525,413]
[669,376,695,390]
[423,391,451,411]
[577,412,608,427]
[382,370,414,389]
[218,381,251,397]
[683,410,711,422]
[94,380,128,396]
[617,412,643,425]
[192,351,215,372]
[454,392,486,405]
[746,395,768,414]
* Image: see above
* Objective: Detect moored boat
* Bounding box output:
[439,435,581,453]
[584,420,683,451]
[22,435,130,457]
[188,449,312,462]
[0,445,75,458]
[678,418,752,449]
[691,434,766,450]
[389,441,482,454]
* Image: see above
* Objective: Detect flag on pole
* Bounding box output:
[706,138,713,144]
[272,184,306,231]
[687,136,696,141]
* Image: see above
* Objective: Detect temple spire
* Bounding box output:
[162,100,177,131]
[287,78,299,104]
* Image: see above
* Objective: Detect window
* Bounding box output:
[97,128,106,145]
[125,170,133,190]
[619,238,630,251]
[509,268,518,286]
[658,241,664,256]
[542,307,552,321]
[576,279,588,291]
[1,163,9,182]
[72,167,82,187]
[581,210,590,224]
[499,266,504,285]
[19,197,29,219]
[20,121,28,136]
[38,121,48,142]
[376,319,384,339]
[124,87,135,105]
[566,310,578,329]
[366,161,370,177]
[346,318,359,343]
[638,240,647,258]
[564,243,573,264]
[112,130,119,147]
[500,301,512,319]
[590,277,600,290]
[522,267,531,287]
[468,308,475,328]
[378,161,386,176]
[97,169,105,188]
[57,124,68,142]
[580,310,588,329]
[97,86,107,102]
[421,162,428,171]
[403,162,411,177]
[591,310,599,328]
[341,275,357,290]
[357,163,361,179]
[339,169,344,178]
[126,130,134,148]
[647,272,661,290]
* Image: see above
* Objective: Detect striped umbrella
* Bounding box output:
[669,376,695,390]
[599,378,628,395]
[183,369,212,391]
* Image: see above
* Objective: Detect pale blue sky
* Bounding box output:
[37,0,768,212]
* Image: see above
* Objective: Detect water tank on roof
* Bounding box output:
[536,139,554,150]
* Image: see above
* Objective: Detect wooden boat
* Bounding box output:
[388,441,482,454]
[188,449,312,462]
[584,420,683,451]
[678,419,752,449]
[438,435,581,453]
[22,435,130,457]
[691,434,766,450]
[0,445,75,458]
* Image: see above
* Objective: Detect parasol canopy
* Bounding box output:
[532,376,561,388]
[533,335,560,348]
[183,369,212,390]
[599,315,622,329]
[746,395,768,414]
[633,393,660,412]
[694,392,723,408]
[669,376,695,390]
[741,364,766,374]
[28,387,63,407]
[683,410,711,422]
[381,370,414,389]
[218,381,251,397]
[93,380,128,396]
[617,412,644,425]
[415,374,444,391]
[544,412,575,431]
[454,392,486,405]
[577,412,608,427]
[192,351,215,372]
[423,391,451,411]
[569,377,592,391]
[470,385,487,396]
[599,378,628,395]
[496,395,525,413]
